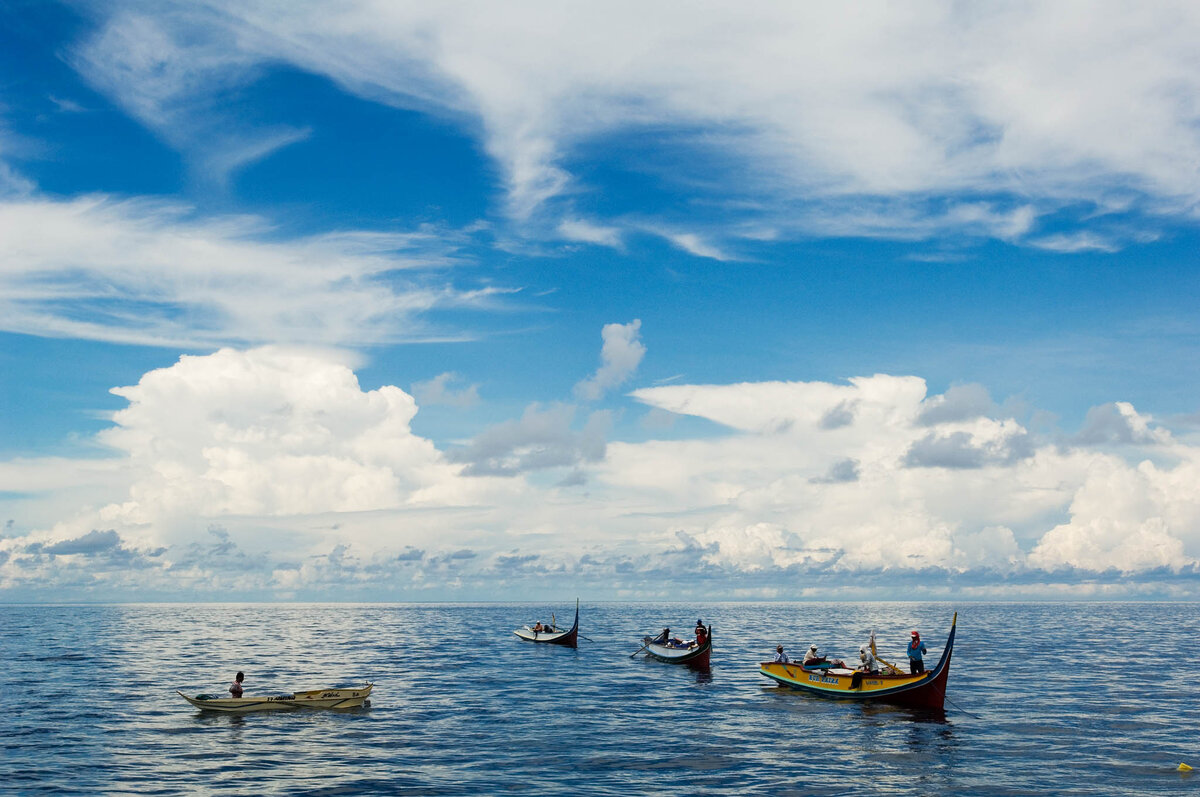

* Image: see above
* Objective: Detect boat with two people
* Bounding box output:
[635,621,713,669]
[178,683,373,713]
[759,613,956,710]
[514,599,579,648]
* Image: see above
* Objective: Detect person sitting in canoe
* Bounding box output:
[773,645,789,663]
[653,627,687,648]
[532,621,545,633]
[802,645,832,670]
[802,645,847,670]
[229,671,245,698]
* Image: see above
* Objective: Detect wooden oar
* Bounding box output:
[629,641,651,657]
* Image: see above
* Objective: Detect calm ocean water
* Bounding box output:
[2,602,1198,795]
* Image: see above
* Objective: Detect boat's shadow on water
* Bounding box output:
[760,685,953,725]
[188,704,374,729]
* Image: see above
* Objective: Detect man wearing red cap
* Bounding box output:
[907,631,928,674]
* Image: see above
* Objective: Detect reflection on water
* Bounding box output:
[1,602,1197,795]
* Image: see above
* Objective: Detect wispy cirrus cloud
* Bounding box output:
[66,2,1200,250]
[71,12,309,183]
[0,195,503,347]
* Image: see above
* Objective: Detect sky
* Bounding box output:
[1,1,1199,601]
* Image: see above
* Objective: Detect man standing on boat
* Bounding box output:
[907,631,927,674]
[694,620,707,647]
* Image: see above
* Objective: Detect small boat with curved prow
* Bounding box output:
[177,683,373,712]
[640,625,713,669]
[514,599,579,648]
[759,613,956,710]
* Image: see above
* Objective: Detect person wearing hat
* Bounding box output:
[802,644,831,670]
[856,645,879,674]
[772,645,789,664]
[694,619,707,647]
[907,631,928,674]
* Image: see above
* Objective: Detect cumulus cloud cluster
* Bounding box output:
[3,348,1198,599]
[63,1,1200,251]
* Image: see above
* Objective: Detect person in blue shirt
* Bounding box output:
[907,631,928,674]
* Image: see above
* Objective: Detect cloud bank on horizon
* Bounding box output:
[2,345,1198,600]
[1,2,1199,599]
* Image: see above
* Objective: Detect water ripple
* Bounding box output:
[1,602,1197,794]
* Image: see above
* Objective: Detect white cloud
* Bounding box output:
[3,353,1199,597]
[1028,454,1200,572]
[624,375,1196,575]
[1075,401,1174,447]
[411,372,481,408]
[1028,232,1120,253]
[447,402,610,478]
[917,383,996,426]
[67,2,1200,244]
[0,195,498,346]
[574,319,646,401]
[72,12,308,182]
[652,229,730,261]
[93,347,462,541]
[557,218,623,248]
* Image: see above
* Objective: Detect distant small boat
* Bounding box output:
[641,625,712,669]
[177,684,372,712]
[759,613,956,710]
[514,599,579,648]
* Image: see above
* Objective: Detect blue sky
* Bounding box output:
[2,1,1199,600]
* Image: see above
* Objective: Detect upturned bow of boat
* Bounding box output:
[641,625,712,669]
[514,599,580,648]
[759,613,956,710]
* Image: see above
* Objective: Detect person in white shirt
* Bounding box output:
[856,646,878,674]
[773,645,789,663]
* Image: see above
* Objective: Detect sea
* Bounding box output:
[2,602,1198,796]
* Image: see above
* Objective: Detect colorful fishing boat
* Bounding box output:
[177,683,373,712]
[640,624,712,669]
[514,599,579,648]
[759,613,956,710]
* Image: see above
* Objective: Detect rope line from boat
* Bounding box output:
[929,681,980,719]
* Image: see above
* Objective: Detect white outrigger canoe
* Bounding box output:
[513,599,579,648]
[177,684,372,712]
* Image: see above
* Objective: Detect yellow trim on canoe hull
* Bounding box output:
[760,664,928,696]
